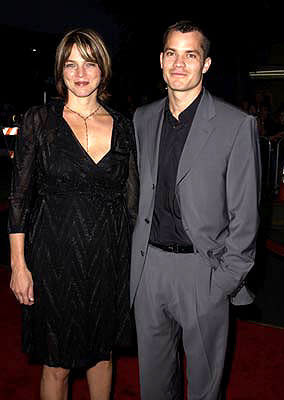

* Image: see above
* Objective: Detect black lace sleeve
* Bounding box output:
[8,107,39,233]
[126,121,139,231]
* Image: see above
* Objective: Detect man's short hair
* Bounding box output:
[162,20,211,59]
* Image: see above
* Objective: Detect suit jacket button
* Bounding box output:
[141,250,144,256]
[152,184,155,190]
[145,218,150,224]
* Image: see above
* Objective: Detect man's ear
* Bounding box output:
[202,57,211,74]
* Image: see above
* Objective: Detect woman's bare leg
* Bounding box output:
[86,357,112,400]
[40,365,70,400]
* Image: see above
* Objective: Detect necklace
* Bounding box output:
[64,104,101,153]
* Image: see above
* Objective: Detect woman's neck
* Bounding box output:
[65,94,100,116]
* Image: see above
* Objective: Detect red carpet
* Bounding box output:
[1,266,284,399]
[0,201,8,213]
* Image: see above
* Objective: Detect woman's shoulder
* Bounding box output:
[20,105,49,135]
[103,103,133,129]
[23,104,46,119]
[103,104,136,152]
[23,103,54,123]
[21,100,63,137]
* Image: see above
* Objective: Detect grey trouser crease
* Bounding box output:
[134,245,229,400]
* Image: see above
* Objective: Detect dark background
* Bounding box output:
[0,0,283,114]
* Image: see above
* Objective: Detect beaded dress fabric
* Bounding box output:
[8,100,138,368]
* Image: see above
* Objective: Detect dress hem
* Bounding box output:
[24,350,111,370]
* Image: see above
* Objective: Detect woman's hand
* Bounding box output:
[9,233,34,306]
[10,263,34,306]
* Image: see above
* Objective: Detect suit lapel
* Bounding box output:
[176,90,216,185]
[147,98,166,182]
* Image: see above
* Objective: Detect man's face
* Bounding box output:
[160,30,211,96]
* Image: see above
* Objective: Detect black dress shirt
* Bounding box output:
[149,92,202,245]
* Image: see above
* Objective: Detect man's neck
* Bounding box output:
[168,87,202,119]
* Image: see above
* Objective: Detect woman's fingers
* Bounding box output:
[27,284,35,305]
[10,268,34,306]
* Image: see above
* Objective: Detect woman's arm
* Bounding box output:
[9,233,34,305]
[8,107,39,305]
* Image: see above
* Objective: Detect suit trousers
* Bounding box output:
[134,245,229,400]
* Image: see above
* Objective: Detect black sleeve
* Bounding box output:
[125,120,139,231]
[8,107,39,233]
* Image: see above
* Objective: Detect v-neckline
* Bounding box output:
[62,116,115,167]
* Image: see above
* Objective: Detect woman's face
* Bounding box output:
[63,44,101,100]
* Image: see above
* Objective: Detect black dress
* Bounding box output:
[8,100,139,369]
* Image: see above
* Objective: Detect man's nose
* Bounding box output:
[174,55,186,67]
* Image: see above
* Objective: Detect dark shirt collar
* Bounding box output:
[165,90,202,126]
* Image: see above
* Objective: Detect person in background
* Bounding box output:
[8,28,138,400]
[270,105,284,142]
[131,20,261,400]
[257,103,275,137]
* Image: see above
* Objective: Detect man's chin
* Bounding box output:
[168,86,190,93]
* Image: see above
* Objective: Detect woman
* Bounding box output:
[8,28,138,400]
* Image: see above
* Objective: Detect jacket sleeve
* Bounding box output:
[212,115,262,296]
[8,107,39,233]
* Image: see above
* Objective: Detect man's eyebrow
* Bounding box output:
[164,47,201,55]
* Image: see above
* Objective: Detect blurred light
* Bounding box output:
[249,69,284,79]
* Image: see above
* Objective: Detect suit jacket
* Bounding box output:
[130,89,261,306]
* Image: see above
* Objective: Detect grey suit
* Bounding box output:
[131,89,261,400]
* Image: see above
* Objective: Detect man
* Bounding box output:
[130,21,261,400]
